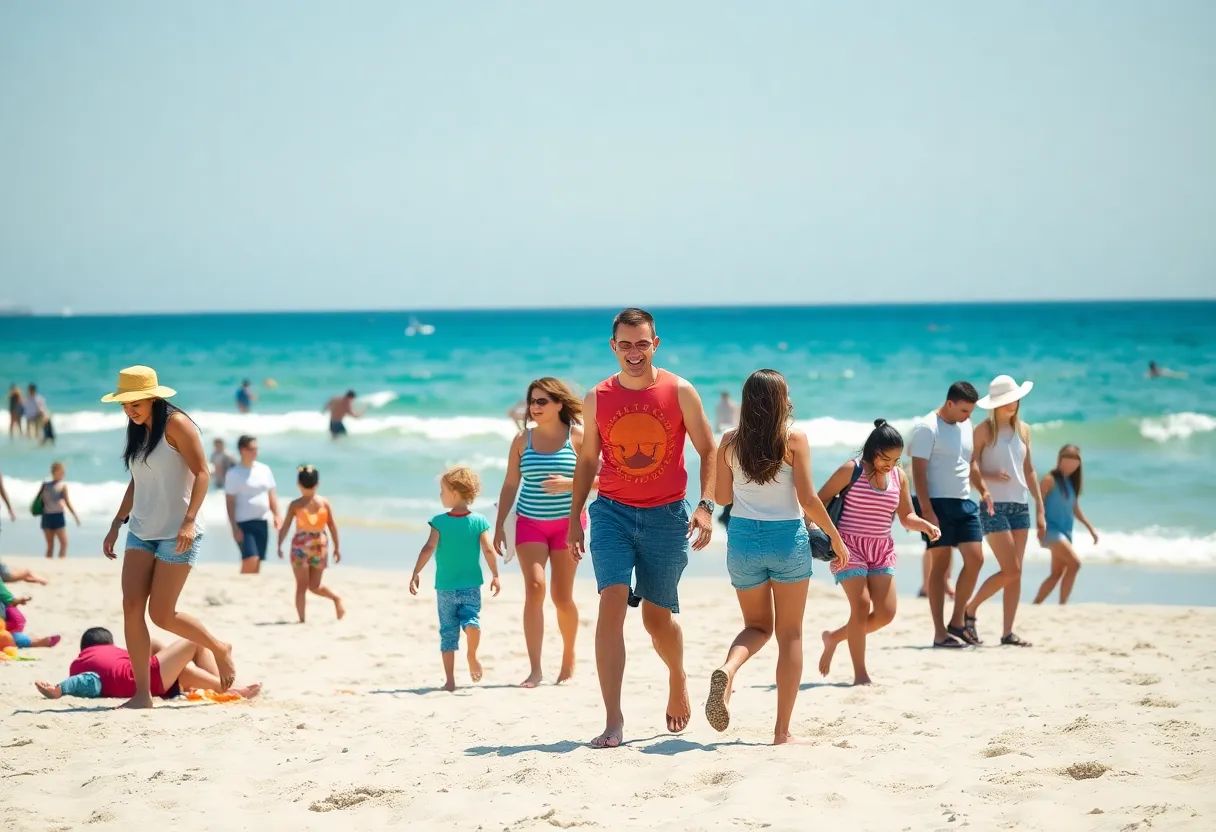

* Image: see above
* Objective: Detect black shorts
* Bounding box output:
[329,420,347,437]
[41,512,66,531]
[237,519,270,560]
[912,497,982,549]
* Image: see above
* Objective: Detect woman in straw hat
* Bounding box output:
[100,366,237,706]
[962,375,1045,647]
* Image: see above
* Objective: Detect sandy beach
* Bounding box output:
[1,554,1213,831]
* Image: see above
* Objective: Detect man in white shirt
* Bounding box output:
[909,382,992,649]
[224,435,280,574]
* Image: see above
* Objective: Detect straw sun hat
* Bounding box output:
[976,374,1033,410]
[100,365,177,403]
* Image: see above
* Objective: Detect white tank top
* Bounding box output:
[128,430,202,541]
[980,425,1028,504]
[727,448,804,522]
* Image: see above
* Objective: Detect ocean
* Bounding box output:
[2,301,1215,597]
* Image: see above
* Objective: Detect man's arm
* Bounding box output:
[678,379,717,506]
[569,392,600,521]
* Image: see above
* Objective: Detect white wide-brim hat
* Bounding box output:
[977,374,1033,409]
[100,365,177,403]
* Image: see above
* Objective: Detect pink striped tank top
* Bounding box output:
[836,464,901,538]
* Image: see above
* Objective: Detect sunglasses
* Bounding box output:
[1060,454,1081,461]
[529,397,552,407]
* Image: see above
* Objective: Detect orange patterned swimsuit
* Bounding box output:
[291,502,329,568]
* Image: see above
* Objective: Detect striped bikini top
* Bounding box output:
[517,428,578,520]
[836,463,902,538]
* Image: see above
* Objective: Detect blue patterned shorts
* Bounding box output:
[980,501,1031,535]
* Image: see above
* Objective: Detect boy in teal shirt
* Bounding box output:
[410,466,501,691]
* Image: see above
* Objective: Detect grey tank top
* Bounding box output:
[128,431,202,541]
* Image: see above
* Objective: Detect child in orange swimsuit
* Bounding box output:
[277,465,345,623]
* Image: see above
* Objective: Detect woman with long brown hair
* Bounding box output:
[494,377,596,688]
[705,369,848,745]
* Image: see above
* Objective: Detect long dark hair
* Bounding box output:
[725,369,792,485]
[1050,444,1083,497]
[123,398,191,469]
[861,419,904,464]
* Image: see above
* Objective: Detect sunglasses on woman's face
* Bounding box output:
[1061,454,1080,461]
[529,397,552,407]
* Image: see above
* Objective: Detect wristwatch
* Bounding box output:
[696,499,715,515]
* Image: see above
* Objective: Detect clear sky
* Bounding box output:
[1,2,1213,314]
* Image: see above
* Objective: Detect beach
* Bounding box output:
[1,554,1213,831]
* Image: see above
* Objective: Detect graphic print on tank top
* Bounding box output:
[595,370,687,507]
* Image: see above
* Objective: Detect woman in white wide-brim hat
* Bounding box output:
[962,375,1045,647]
[100,366,240,706]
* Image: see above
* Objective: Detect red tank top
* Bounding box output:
[594,369,687,508]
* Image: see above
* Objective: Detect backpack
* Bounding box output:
[808,460,863,561]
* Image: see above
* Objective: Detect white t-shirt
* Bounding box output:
[224,461,277,523]
[908,413,973,500]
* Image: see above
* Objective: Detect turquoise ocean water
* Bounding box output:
[2,302,1214,598]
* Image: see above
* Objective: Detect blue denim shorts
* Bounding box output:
[589,496,689,613]
[126,531,204,566]
[726,518,812,590]
[981,501,1031,535]
[437,587,481,652]
[912,497,982,549]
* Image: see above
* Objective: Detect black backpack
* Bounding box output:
[808,460,862,561]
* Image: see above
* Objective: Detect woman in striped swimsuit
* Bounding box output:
[817,420,941,685]
[493,378,594,688]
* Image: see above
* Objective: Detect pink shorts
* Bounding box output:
[830,532,897,583]
[515,513,587,551]
[3,604,26,633]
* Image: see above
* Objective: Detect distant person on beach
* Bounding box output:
[38,462,80,559]
[1,465,47,584]
[817,420,940,684]
[101,365,236,707]
[323,390,363,438]
[567,307,718,749]
[23,383,46,439]
[1,582,60,649]
[410,467,501,692]
[963,376,1044,646]
[39,409,55,446]
[1146,361,1187,379]
[210,439,236,489]
[277,465,345,623]
[235,379,257,413]
[1033,445,1099,605]
[714,390,740,527]
[34,627,260,701]
[493,378,595,688]
[8,384,23,439]
[225,434,280,574]
[705,369,847,744]
[910,381,991,649]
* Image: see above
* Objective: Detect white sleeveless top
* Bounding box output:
[980,426,1028,504]
[727,448,803,522]
[128,430,201,541]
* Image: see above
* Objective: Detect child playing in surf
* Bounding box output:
[1033,445,1099,605]
[410,466,501,692]
[277,465,345,623]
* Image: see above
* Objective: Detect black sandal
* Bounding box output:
[947,623,980,646]
[1001,633,1032,647]
[964,614,983,644]
[933,636,966,649]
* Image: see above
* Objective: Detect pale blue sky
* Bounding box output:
[1,2,1213,314]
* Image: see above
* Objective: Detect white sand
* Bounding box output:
[1,555,1213,831]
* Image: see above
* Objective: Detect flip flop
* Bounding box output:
[1000,633,1032,647]
[933,636,967,649]
[627,591,642,608]
[705,669,730,732]
[947,623,980,646]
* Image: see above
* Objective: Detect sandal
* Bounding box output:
[1000,632,1032,647]
[947,623,980,646]
[933,635,966,649]
[964,614,983,645]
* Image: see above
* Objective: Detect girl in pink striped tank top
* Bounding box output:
[815,420,942,685]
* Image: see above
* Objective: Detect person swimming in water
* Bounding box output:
[323,390,364,438]
[1146,361,1187,379]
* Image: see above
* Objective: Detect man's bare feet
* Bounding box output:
[214,642,236,692]
[519,671,543,689]
[590,723,624,749]
[443,678,457,693]
[818,630,837,676]
[665,673,691,733]
[468,653,483,682]
[334,597,345,620]
[35,681,63,699]
[232,682,262,699]
[773,732,815,746]
[705,668,731,732]
[119,694,156,709]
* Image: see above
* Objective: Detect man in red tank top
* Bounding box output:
[568,308,718,749]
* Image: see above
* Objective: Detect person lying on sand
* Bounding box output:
[34,626,261,701]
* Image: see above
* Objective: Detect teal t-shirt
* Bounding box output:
[429,511,491,591]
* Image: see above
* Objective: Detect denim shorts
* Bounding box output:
[40,512,66,531]
[237,519,270,561]
[912,497,982,549]
[126,531,204,566]
[589,496,689,613]
[725,518,812,590]
[437,587,481,652]
[980,501,1031,535]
